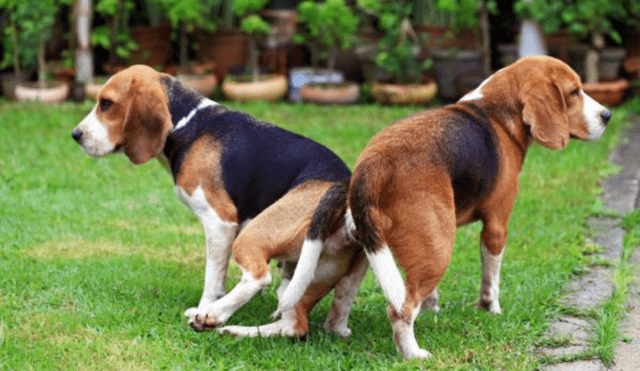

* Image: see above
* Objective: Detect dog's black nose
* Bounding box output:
[601,110,612,124]
[71,129,83,143]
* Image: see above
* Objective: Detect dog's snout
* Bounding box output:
[601,110,612,125]
[71,129,83,143]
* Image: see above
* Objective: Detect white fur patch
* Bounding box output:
[74,107,116,156]
[177,185,238,306]
[186,267,272,327]
[174,98,218,132]
[458,75,492,102]
[480,242,503,314]
[275,238,323,316]
[365,244,405,314]
[392,304,431,359]
[581,91,608,140]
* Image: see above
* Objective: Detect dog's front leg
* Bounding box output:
[478,223,507,314]
[197,218,238,307]
[177,186,238,315]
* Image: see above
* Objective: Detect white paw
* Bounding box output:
[405,348,432,360]
[218,325,258,338]
[324,322,352,338]
[477,298,502,314]
[184,306,222,332]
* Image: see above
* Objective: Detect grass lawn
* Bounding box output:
[0,97,638,370]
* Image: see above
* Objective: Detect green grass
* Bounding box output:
[0,97,636,370]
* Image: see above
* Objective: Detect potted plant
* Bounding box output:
[85,0,137,99]
[13,0,72,103]
[426,0,496,101]
[560,0,633,105]
[0,1,27,99]
[128,0,173,68]
[162,0,220,97]
[357,0,437,105]
[514,0,637,105]
[221,0,288,101]
[290,0,360,104]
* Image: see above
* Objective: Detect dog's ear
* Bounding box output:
[122,76,172,164]
[521,80,569,150]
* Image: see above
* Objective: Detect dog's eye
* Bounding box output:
[569,89,580,97]
[99,99,113,112]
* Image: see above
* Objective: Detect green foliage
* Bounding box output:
[0,0,70,70]
[357,0,432,83]
[161,0,220,32]
[296,0,359,69]
[436,0,481,30]
[233,0,270,36]
[514,0,640,43]
[92,0,138,60]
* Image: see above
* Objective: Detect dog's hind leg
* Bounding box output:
[323,249,367,337]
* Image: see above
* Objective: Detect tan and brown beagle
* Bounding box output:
[345,56,612,359]
[71,65,366,338]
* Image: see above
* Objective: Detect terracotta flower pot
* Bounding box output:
[370,80,438,105]
[177,74,218,97]
[15,81,69,103]
[85,77,109,100]
[222,74,288,102]
[583,79,630,106]
[300,82,360,105]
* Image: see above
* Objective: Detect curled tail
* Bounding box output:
[348,158,406,314]
[274,181,349,317]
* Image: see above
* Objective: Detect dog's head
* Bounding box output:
[72,65,172,164]
[514,56,611,150]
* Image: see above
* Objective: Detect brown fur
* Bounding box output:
[347,56,610,358]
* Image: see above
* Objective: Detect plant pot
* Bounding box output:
[288,67,344,102]
[599,48,627,81]
[15,81,70,103]
[130,23,173,68]
[221,74,288,101]
[370,80,438,105]
[582,79,630,106]
[0,72,27,100]
[196,31,248,81]
[570,45,628,81]
[71,81,86,102]
[497,43,518,68]
[431,48,482,101]
[177,74,218,97]
[86,76,109,99]
[300,82,360,104]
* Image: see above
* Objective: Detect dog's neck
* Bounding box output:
[159,77,222,180]
[162,77,221,132]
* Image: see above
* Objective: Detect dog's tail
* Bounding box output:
[274,181,349,317]
[348,158,406,314]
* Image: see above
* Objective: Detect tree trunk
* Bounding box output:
[480,0,491,76]
[10,17,21,79]
[179,22,188,74]
[585,32,604,84]
[38,38,46,89]
[75,0,93,83]
[249,37,259,82]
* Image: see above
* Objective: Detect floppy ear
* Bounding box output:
[521,80,569,150]
[122,77,172,164]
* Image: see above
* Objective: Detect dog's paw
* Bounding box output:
[477,298,502,314]
[407,348,432,360]
[184,307,222,332]
[421,297,440,313]
[324,320,352,338]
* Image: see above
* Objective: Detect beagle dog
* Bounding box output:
[71,65,366,338]
[345,56,612,359]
